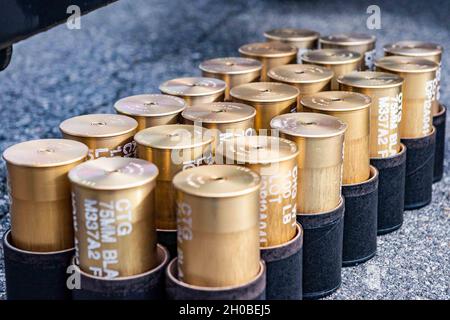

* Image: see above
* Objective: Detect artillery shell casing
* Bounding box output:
[375,56,438,138]
[218,136,299,247]
[271,113,347,213]
[239,42,297,81]
[3,139,88,252]
[69,157,159,278]
[60,114,138,159]
[199,57,262,101]
[338,71,404,158]
[173,165,261,287]
[114,94,187,131]
[135,124,213,230]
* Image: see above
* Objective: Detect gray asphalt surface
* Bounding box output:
[0,0,449,300]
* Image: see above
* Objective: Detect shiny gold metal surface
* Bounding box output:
[384,41,443,115]
[301,49,363,90]
[114,94,186,131]
[173,165,261,287]
[217,136,298,247]
[134,124,213,230]
[199,57,262,101]
[3,139,88,252]
[59,114,138,159]
[319,33,376,70]
[271,113,346,213]
[264,28,320,58]
[338,71,403,158]
[159,77,226,105]
[301,91,371,184]
[239,42,297,81]
[69,157,159,278]
[268,64,333,110]
[229,82,299,133]
[375,56,438,138]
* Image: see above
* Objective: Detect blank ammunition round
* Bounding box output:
[134,124,213,231]
[3,139,88,252]
[268,64,333,110]
[239,42,297,81]
[375,56,438,138]
[218,136,299,247]
[264,28,320,59]
[59,114,138,160]
[271,113,347,213]
[301,49,363,90]
[319,33,376,70]
[301,91,371,184]
[69,157,159,278]
[384,41,443,115]
[199,57,262,101]
[338,71,404,158]
[159,77,226,105]
[173,165,261,287]
[114,94,187,131]
[229,82,299,133]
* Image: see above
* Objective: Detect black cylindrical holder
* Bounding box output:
[433,105,446,183]
[401,127,436,210]
[72,244,169,300]
[157,229,177,259]
[370,144,407,235]
[260,223,303,300]
[342,166,379,267]
[3,230,73,300]
[165,259,266,300]
[296,199,344,300]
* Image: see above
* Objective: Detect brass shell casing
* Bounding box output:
[229,82,299,133]
[384,41,443,115]
[199,57,262,101]
[264,28,320,53]
[3,139,88,252]
[271,113,347,213]
[217,136,299,247]
[319,33,376,70]
[159,77,226,105]
[59,114,138,160]
[69,157,159,278]
[239,42,297,81]
[173,165,261,287]
[301,49,363,90]
[268,64,333,110]
[301,91,371,184]
[338,71,404,158]
[375,56,438,138]
[134,124,213,230]
[114,94,187,131]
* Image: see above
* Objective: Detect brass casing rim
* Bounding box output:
[268,64,334,84]
[435,104,446,117]
[199,57,262,75]
[319,34,376,46]
[263,28,320,42]
[400,125,436,141]
[383,41,443,57]
[337,72,404,89]
[157,228,177,233]
[159,77,227,97]
[229,82,299,103]
[370,143,406,161]
[238,43,297,58]
[113,94,187,117]
[4,230,74,255]
[301,91,371,112]
[342,165,378,187]
[301,49,362,65]
[260,223,303,251]
[374,57,439,73]
[297,196,344,217]
[182,102,256,124]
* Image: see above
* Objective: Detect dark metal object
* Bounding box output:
[433,105,446,183]
[0,46,13,71]
[157,229,177,259]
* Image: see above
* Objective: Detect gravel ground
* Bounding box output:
[0,0,449,300]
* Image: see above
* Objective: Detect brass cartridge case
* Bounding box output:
[218,136,299,247]
[69,157,159,278]
[173,165,261,287]
[3,139,88,252]
[375,56,438,138]
[301,91,371,184]
[264,28,320,60]
[199,57,262,101]
[268,64,333,110]
[320,33,376,70]
[338,71,404,158]
[229,82,299,133]
[114,94,187,131]
[134,124,213,230]
[384,41,443,115]
[59,114,138,160]
[271,113,347,213]
[159,77,226,105]
[239,42,297,81]
[301,49,363,90]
